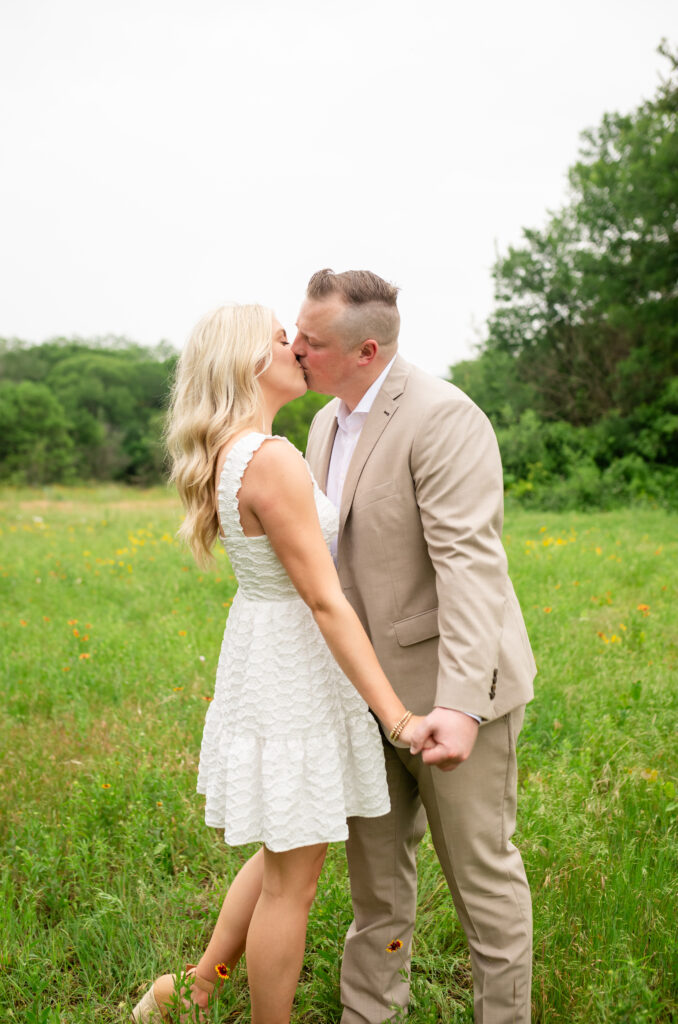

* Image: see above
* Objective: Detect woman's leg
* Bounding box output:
[246,842,328,1024]
[152,846,265,1012]
[196,845,266,977]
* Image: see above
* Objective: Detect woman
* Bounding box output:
[132,304,424,1023]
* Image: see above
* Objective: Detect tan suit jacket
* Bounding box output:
[306,354,536,722]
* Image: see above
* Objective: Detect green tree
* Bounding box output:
[484,43,678,428]
[0,380,74,483]
[273,391,333,453]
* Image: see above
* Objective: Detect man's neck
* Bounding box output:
[339,354,396,412]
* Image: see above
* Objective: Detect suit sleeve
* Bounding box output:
[411,396,508,720]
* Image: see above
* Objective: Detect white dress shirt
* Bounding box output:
[326,357,396,526]
[324,358,483,725]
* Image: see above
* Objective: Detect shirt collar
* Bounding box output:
[336,356,396,433]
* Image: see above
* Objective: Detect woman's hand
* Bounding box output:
[391,714,435,750]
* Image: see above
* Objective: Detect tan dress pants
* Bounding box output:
[340,707,532,1024]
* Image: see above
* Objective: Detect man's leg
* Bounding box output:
[340,739,427,1024]
[415,707,532,1024]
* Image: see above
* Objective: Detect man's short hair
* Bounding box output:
[306,268,401,350]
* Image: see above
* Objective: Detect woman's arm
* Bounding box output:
[238,439,422,742]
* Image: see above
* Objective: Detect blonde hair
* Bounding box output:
[166,303,274,566]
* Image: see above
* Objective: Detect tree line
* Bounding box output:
[1,45,676,507]
[449,42,678,508]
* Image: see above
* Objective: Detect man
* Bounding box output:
[292,269,536,1024]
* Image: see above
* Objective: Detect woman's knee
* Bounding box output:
[262,843,327,905]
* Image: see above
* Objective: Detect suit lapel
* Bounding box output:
[338,356,408,546]
[307,401,339,491]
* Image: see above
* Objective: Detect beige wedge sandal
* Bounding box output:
[131,964,221,1022]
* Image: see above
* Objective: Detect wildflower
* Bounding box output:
[73,628,80,637]
[173,686,184,692]
[178,630,187,636]
[68,619,78,625]
[543,607,552,614]
[637,604,650,615]
[641,769,658,782]
[101,783,111,789]
[595,546,602,555]
[43,616,50,622]
[201,696,213,702]
[156,801,163,807]
[62,666,71,672]
[386,939,403,953]
[19,620,27,627]
[79,652,90,660]
[199,655,206,662]
[215,963,230,981]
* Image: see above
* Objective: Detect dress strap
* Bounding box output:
[217,433,296,540]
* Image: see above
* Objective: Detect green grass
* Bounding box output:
[1,486,676,1023]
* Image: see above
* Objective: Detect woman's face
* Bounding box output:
[258,316,307,404]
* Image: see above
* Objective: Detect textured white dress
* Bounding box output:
[196,433,390,852]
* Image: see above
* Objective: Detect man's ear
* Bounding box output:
[357,339,378,365]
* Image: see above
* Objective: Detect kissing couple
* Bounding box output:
[132,268,536,1023]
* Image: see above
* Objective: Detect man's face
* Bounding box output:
[292,296,359,398]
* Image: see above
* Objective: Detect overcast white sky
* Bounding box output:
[1,0,674,376]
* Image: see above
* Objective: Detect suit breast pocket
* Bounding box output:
[353,480,397,510]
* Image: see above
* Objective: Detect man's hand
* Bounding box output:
[409,707,479,771]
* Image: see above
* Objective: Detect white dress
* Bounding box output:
[196,433,390,852]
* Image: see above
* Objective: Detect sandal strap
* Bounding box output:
[185,964,217,995]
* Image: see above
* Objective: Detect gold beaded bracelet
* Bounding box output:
[389,710,412,742]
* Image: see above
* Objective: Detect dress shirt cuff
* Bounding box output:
[436,705,483,725]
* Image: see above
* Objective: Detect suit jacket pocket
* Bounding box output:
[393,608,439,647]
[352,480,396,510]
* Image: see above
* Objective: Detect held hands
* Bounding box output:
[408,707,479,771]
[391,714,433,750]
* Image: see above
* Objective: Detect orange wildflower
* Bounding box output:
[215,963,230,980]
[386,939,403,953]
[79,652,91,660]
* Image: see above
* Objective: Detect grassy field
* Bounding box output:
[1,485,676,1023]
